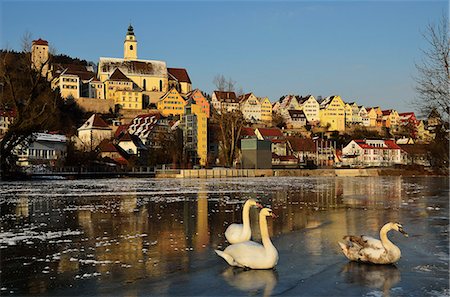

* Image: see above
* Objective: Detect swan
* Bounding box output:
[338,222,408,264]
[225,199,261,244]
[215,208,278,269]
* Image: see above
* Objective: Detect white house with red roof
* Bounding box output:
[76,114,112,151]
[342,139,406,167]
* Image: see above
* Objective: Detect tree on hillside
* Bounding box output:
[0,36,84,178]
[414,14,449,119]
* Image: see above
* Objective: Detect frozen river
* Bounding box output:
[0,176,448,296]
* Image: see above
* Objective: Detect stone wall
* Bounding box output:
[75,97,115,113]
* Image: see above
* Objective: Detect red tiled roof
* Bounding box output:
[109,68,132,81]
[213,91,238,103]
[257,128,283,137]
[98,141,119,153]
[92,114,109,128]
[354,139,401,150]
[241,127,256,137]
[114,124,130,139]
[287,137,316,152]
[119,132,133,142]
[238,93,252,102]
[168,68,191,84]
[32,38,48,46]
[382,110,393,116]
[0,109,16,117]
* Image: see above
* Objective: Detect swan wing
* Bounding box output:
[225,223,249,244]
[224,242,271,269]
[359,247,387,264]
[361,235,383,249]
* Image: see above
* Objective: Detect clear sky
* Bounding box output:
[1,1,448,114]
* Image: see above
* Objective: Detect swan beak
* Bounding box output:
[256,202,263,209]
[399,228,408,237]
[271,213,278,219]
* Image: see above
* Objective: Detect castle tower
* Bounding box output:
[31,38,49,76]
[124,24,137,60]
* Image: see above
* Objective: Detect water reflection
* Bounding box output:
[221,267,278,297]
[341,262,401,296]
[0,176,447,295]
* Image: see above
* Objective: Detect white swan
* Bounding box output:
[225,199,261,244]
[216,208,278,269]
[338,222,408,264]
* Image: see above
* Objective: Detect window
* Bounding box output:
[130,45,133,50]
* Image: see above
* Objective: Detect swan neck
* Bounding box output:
[242,201,251,229]
[259,213,273,248]
[380,224,395,250]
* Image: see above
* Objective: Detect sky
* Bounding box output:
[1,0,448,114]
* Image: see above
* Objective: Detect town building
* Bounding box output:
[381,109,400,129]
[168,68,192,94]
[319,95,346,131]
[366,107,383,127]
[182,98,208,166]
[185,89,210,118]
[76,114,112,151]
[0,108,15,137]
[285,110,307,128]
[342,139,405,167]
[15,133,67,167]
[255,127,287,157]
[298,95,320,124]
[240,139,272,169]
[258,97,273,123]
[239,93,261,122]
[31,38,49,76]
[157,87,187,116]
[211,91,240,113]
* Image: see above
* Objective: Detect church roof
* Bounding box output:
[99,57,167,78]
[168,68,191,83]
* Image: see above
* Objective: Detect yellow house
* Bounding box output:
[258,97,272,123]
[186,89,210,118]
[183,98,208,166]
[157,87,187,116]
[103,68,143,110]
[366,107,383,127]
[55,73,80,99]
[319,95,345,131]
[382,109,400,129]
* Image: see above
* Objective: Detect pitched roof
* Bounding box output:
[32,38,48,46]
[257,127,284,138]
[168,68,191,83]
[353,139,401,150]
[382,109,394,116]
[241,127,256,137]
[109,68,132,82]
[98,141,119,153]
[286,136,316,152]
[239,93,253,102]
[78,114,111,131]
[99,57,167,77]
[288,109,306,118]
[213,91,238,103]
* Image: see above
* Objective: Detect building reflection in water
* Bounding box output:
[221,267,278,297]
[2,176,445,296]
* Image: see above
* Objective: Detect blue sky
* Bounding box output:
[1,1,448,114]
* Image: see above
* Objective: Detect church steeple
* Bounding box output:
[124,24,137,60]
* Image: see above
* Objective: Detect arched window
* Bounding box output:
[159,80,163,92]
[130,45,133,50]
[143,79,146,91]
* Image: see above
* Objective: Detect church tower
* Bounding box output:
[124,24,137,60]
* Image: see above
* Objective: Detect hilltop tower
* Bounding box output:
[31,38,49,76]
[124,24,137,60]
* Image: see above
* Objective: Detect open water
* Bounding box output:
[0,176,448,296]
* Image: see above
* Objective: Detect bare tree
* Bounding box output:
[414,14,449,119]
[213,74,244,94]
[210,109,245,167]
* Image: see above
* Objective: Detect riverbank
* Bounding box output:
[156,167,442,178]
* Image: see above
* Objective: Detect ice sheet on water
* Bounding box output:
[0,229,83,246]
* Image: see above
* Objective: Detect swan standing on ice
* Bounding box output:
[338,222,408,264]
[225,199,262,244]
[216,208,279,269]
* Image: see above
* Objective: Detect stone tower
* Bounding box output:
[31,38,49,76]
[124,24,137,60]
